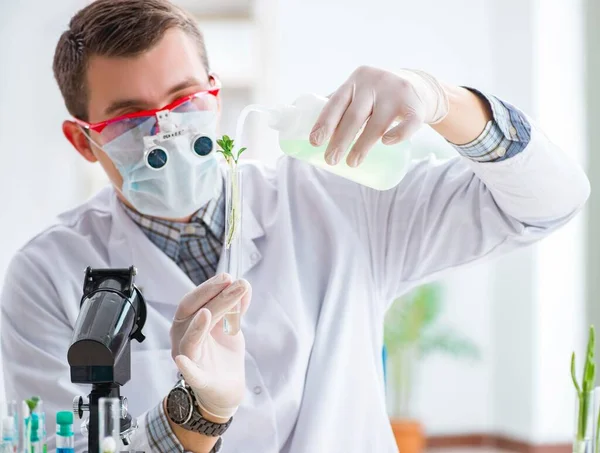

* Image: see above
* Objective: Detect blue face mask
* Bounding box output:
[93,109,221,218]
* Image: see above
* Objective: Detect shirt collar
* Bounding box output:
[120,188,225,261]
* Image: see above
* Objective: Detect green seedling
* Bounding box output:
[217,135,246,165]
[217,135,246,247]
[571,326,596,453]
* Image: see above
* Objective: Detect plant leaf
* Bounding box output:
[572,352,582,396]
[25,399,37,412]
[583,326,596,393]
[236,147,247,161]
[384,284,443,351]
[417,329,481,360]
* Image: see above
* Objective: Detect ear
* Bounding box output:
[62,120,98,163]
[209,72,219,88]
[209,73,222,112]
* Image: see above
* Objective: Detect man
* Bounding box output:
[0,0,590,452]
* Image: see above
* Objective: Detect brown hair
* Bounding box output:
[53,0,210,121]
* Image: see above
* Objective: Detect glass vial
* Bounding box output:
[223,165,243,336]
[31,399,45,453]
[574,390,594,453]
[98,398,120,453]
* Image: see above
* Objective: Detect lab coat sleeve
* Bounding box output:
[0,249,156,453]
[359,119,590,303]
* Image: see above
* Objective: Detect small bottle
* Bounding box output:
[55,412,74,453]
[0,416,15,453]
[265,93,433,191]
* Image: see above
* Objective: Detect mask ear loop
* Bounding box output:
[77,126,132,202]
[79,126,105,153]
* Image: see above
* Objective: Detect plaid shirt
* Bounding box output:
[131,90,531,453]
[122,187,225,286]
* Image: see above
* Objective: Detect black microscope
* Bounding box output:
[68,266,147,453]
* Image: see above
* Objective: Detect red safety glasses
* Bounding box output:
[73,88,220,143]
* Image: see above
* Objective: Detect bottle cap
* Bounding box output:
[56,411,73,437]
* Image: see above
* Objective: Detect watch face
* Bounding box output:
[167,387,193,425]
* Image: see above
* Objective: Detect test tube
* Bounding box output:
[31,399,45,453]
[28,414,40,453]
[223,165,243,335]
[20,401,29,453]
[4,402,17,453]
[98,398,119,453]
[0,415,15,453]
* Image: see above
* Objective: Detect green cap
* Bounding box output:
[29,413,39,442]
[56,412,73,437]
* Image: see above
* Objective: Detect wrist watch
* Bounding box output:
[166,378,233,453]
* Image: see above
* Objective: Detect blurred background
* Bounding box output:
[0,0,598,451]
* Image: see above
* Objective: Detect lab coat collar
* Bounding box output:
[107,172,264,305]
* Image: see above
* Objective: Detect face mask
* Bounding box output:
[92,109,221,219]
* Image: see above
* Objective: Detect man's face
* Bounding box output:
[63,28,218,207]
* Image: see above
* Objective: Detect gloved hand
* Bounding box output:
[170,273,252,420]
[309,66,449,168]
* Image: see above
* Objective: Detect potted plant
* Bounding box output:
[384,284,480,453]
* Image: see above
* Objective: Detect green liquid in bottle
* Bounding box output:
[279,139,412,191]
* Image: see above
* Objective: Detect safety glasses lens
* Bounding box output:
[100,116,157,143]
[172,92,218,114]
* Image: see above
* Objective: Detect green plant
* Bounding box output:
[216,135,246,165]
[571,326,596,453]
[384,284,480,417]
[217,135,246,247]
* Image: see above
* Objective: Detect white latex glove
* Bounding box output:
[170,273,252,419]
[309,66,449,168]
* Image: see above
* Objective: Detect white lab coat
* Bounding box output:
[1,120,590,453]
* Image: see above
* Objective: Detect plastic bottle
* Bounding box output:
[55,412,74,453]
[0,416,15,453]
[259,93,435,191]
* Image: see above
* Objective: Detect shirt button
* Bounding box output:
[253,386,262,395]
[184,225,196,235]
[509,126,518,138]
[496,146,507,157]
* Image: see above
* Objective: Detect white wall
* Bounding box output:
[0,0,90,282]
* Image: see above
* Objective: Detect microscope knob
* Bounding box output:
[80,417,89,437]
[120,417,138,446]
[72,396,89,419]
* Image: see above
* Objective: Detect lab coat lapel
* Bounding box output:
[107,183,265,306]
[107,191,195,306]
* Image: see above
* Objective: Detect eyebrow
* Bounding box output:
[103,76,205,117]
